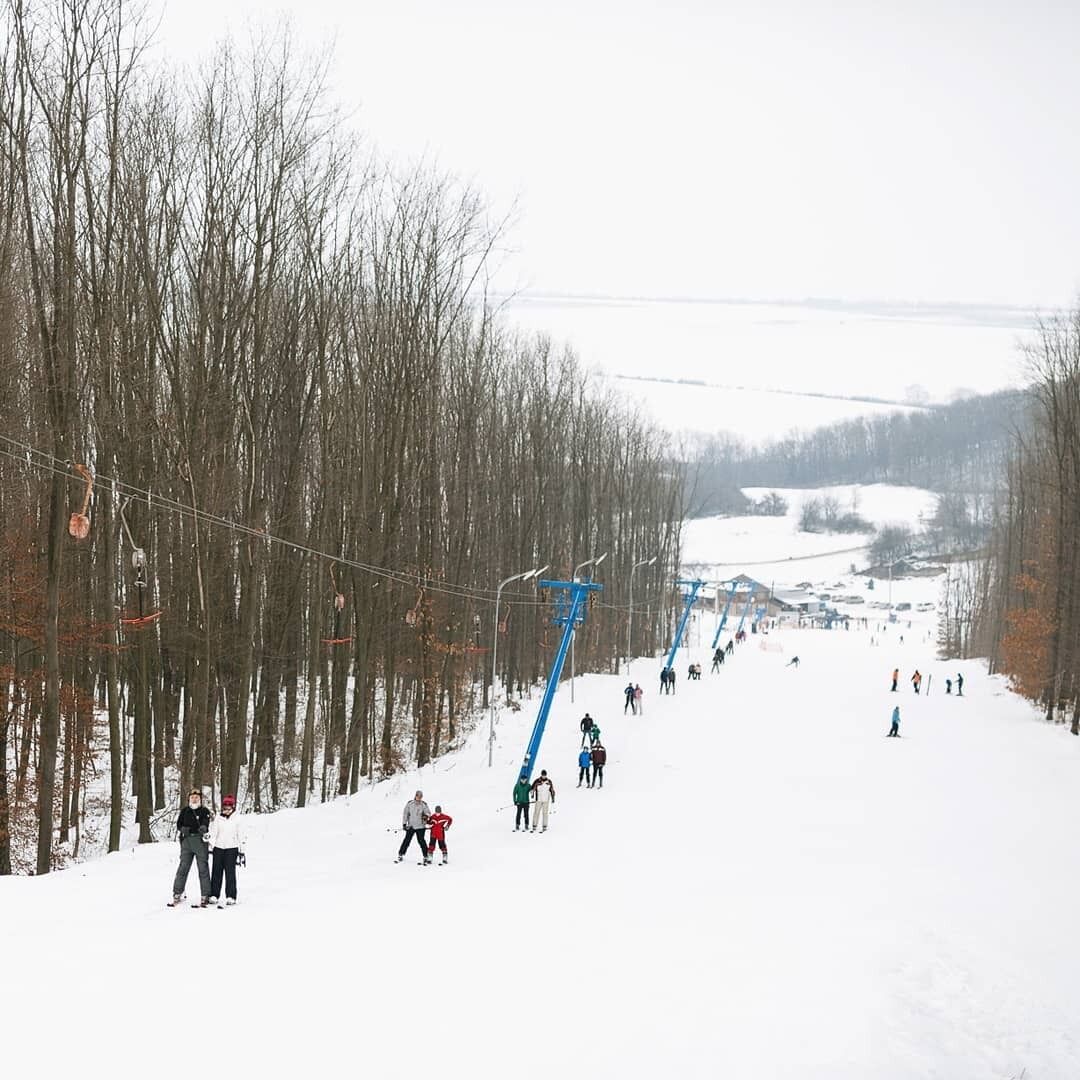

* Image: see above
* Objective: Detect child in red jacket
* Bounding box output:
[427,805,453,865]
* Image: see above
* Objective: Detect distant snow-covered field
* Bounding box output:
[503,295,1031,440]
[682,483,939,586]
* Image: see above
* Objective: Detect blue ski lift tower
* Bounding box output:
[517,577,603,783]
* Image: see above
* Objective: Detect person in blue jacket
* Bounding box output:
[577,747,592,787]
[887,706,900,737]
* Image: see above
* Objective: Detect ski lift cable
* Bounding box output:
[0,434,675,614]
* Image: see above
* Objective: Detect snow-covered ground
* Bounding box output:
[4,616,1078,1078]
[683,483,940,585]
[603,376,921,443]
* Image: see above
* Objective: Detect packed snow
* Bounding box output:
[3,606,1079,1077]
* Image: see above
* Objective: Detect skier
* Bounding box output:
[169,789,212,908]
[530,770,555,832]
[588,721,601,747]
[634,684,643,715]
[711,647,725,672]
[577,746,592,787]
[207,793,244,907]
[513,774,532,832]
[396,790,431,864]
[726,639,734,656]
[427,806,453,865]
[659,668,668,695]
[956,672,964,697]
[891,668,899,692]
[786,656,800,668]
[911,670,922,695]
[887,706,900,737]
[590,743,607,788]
[580,713,594,748]
[623,682,636,714]
[945,678,952,695]
[667,667,676,695]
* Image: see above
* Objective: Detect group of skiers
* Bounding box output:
[889,667,964,696]
[168,789,245,908]
[659,667,677,693]
[686,663,703,680]
[396,790,453,865]
[577,743,607,788]
[512,770,556,832]
[886,670,967,737]
[623,682,644,714]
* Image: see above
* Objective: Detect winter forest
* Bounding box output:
[0,1,684,874]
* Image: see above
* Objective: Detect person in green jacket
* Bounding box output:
[513,775,532,832]
[588,722,601,747]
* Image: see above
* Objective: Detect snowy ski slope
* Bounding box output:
[3,615,1079,1078]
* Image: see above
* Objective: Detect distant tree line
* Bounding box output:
[0,2,684,875]
[684,389,1025,518]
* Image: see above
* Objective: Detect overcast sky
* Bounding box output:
[155,0,1080,310]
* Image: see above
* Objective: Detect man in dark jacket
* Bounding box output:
[513,775,532,831]
[590,744,607,788]
[623,682,636,714]
[170,789,212,906]
[580,713,594,747]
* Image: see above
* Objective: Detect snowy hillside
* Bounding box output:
[682,483,940,585]
[4,617,1078,1078]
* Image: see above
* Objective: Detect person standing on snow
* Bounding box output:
[397,790,431,864]
[580,713,594,747]
[945,678,952,695]
[590,743,607,788]
[659,668,668,695]
[887,706,900,737]
[624,682,636,714]
[588,720,601,747]
[513,775,532,832]
[169,789,212,907]
[890,668,899,692]
[726,639,734,656]
[427,806,453,865]
[530,770,556,832]
[577,746,592,787]
[207,793,244,907]
[956,672,964,696]
[786,656,800,668]
[634,684,643,715]
[911,670,922,695]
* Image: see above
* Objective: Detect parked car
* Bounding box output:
[916,602,936,612]
[895,602,912,611]
[847,595,865,604]
[818,593,831,602]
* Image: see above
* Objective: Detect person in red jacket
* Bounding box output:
[427,805,453,865]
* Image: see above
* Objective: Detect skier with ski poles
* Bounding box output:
[427,806,452,865]
[513,774,532,832]
[207,793,244,907]
[588,720,601,747]
[956,672,964,696]
[623,682,636,714]
[577,746,592,787]
[169,789,212,908]
[396,790,431,864]
[590,743,607,788]
[580,713,594,748]
[530,770,555,832]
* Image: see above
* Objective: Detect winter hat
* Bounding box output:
[222,794,236,808]
[435,805,442,813]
